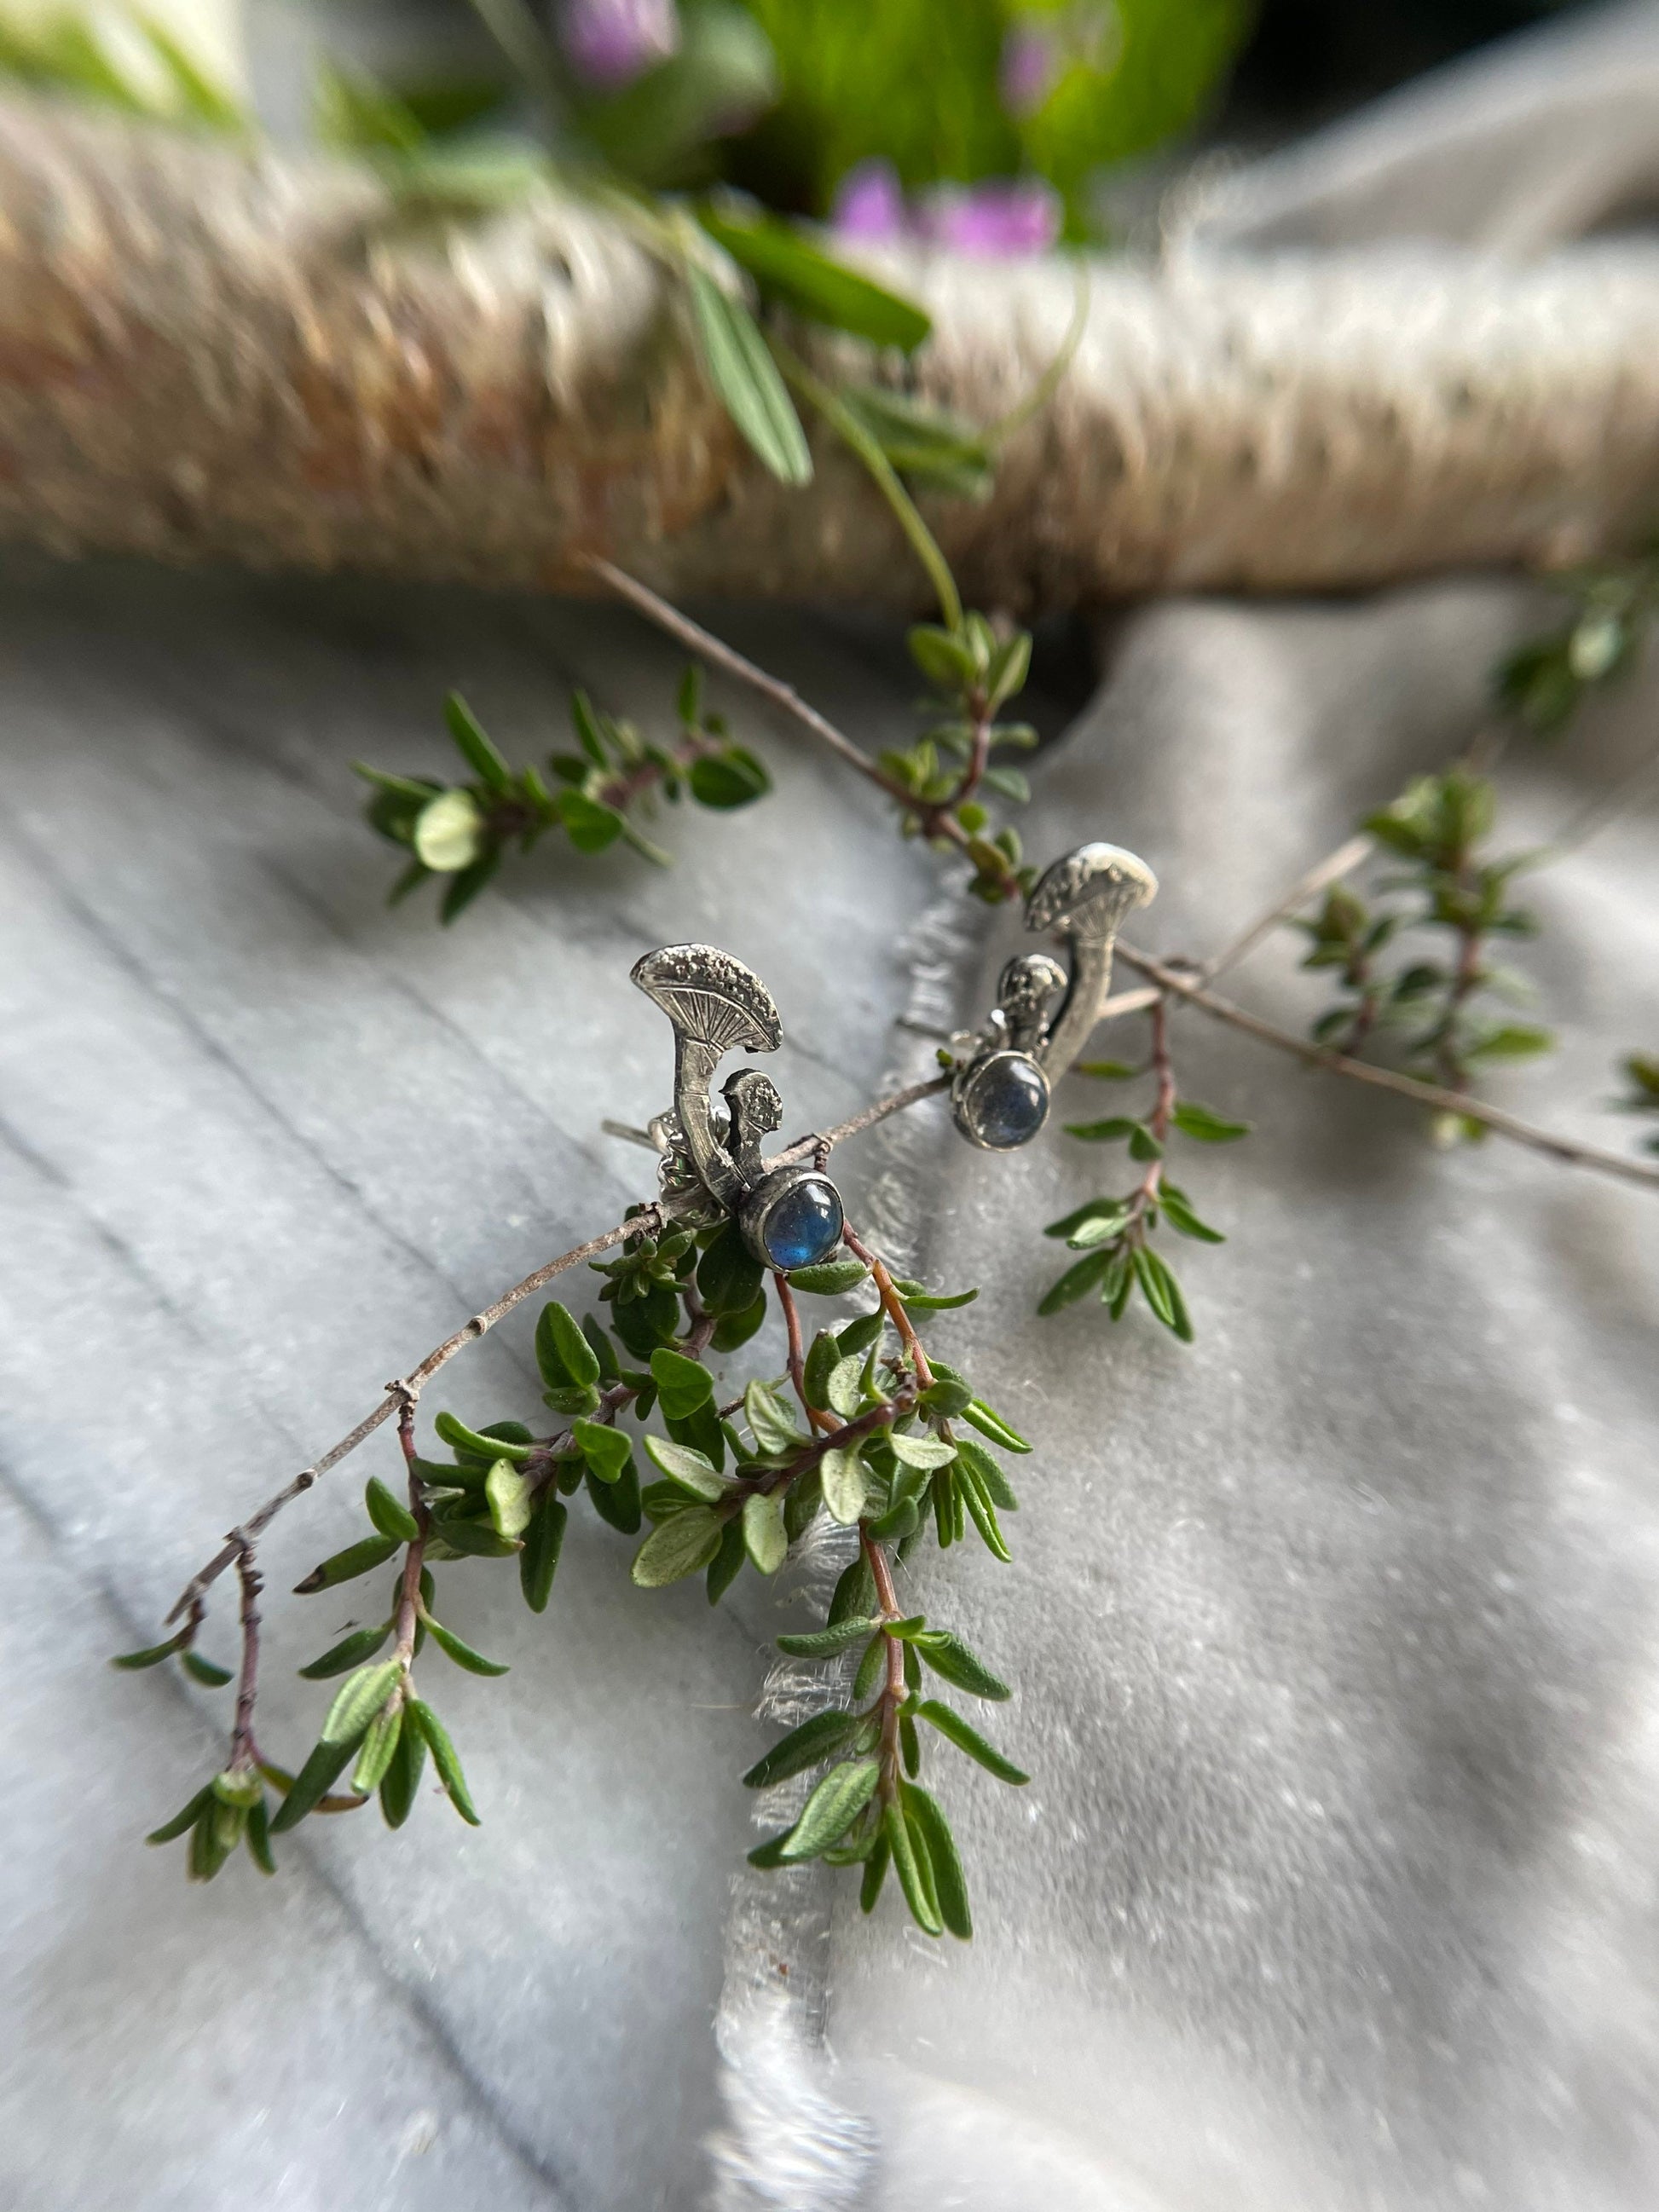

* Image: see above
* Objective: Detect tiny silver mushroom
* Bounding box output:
[1025,841,1158,1078]
[631,943,783,1208]
[951,951,1067,1151]
[630,942,844,1270]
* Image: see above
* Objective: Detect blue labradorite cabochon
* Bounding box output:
[752,1170,844,1270]
[955,1050,1050,1151]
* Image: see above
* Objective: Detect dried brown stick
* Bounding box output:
[9,95,1659,615]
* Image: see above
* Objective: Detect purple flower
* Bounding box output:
[1000,22,1060,118]
[831,159,910,244]
[920,180,1061,257]
[560,0,679,90]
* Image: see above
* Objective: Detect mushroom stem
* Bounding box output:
[673,1036,747,1210]
[1038,934,1122,1080]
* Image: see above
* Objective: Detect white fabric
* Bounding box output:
[0,11,1656,2210]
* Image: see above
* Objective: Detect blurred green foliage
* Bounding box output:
[726,0,1252,222]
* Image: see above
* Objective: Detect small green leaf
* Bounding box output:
[960,1400,1032,1454]
[573,1418,632,1485]
[824,1354,865,1422]
[1133,1245,1194,1343]
[365,1476,420,1544]
[427,1510,521,1558]
[244,1795,277,1875]
[803,1328,839,1409]
[889,1433,956,1471]
[1465,1024,1555,1062]
[745,1377,806,1457]
[836,1311,885,1360]
[411,1699,480,1825]
[268,1738,356,1833]
[485,1458,534,1541]
[537,1300,600,1392]
[519,1490,567,1613]
[686,265,812,486]
[379,1707,427,1828]
[819,1444,868,1526]
[321,1659,403,1747]
[298,1622,393,1680]
[780,1758,881,1860]
[1170,1101,1251,1142]
[697,1220,765,1314]
[632,1505,724,1585]
[904,1782,971,1939]
[424,1615,511,1677]
[1043,1198,1131,1243]
[435,1411,534,1464]
[707,1515,747,1604]
[912,1631,1011,1701]
[1127,1123,1164,1162]
[147,1782,215,1845]
[914,1699,1028,1783]
[698,208,932,351]
[953,1454,1011,1562]
[587,1460,642,1534]
[443,692,512,791]
[351,1699,405,1794]
[113,1632,186,1671]
[1157,1187,1223,1244]
[690,746,771,810]
[859,1834,890,1914]
[742,1707,865,1789]
[954,1436,1018,1513]
[293,1533,402,1593]
[1064,1116,1139,1142]
[786,1258,867,1296]
[644,1435,725,1500]
[558,788,625,853]
[180,1650,234,1687]
[743,1488,789,1575]
[413,788,485,873]
[890,1279,979,1311]
[651,1345,715,1419]
[852,1630,887,1702]
[711,1287,768,1352]
[884,1798,943,1936]
[777,1615,882,1658]
[1073,1059,1144,1080]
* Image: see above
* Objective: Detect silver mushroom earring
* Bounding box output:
[630,944,846,1271]
[951,841,1159,1151]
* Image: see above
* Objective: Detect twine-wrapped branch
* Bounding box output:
[4,95,1659,614]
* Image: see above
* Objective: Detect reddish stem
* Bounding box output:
[841,1224,934,1391]
[228,1543,263,1774]
[775,1271,837,1435]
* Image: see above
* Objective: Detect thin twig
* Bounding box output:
[166,1213,645,1624]
[1114,944,1659,1190]
[165,1071,959,1633]
[228,1543,263,1774]
[776,1272,836,1435]
[582,558,1021,892]
[1199,834,1375,985]
[583,557,909,803]
[841,1224,934,1391]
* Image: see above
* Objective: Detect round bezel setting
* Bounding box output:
[738,1165,846,1271]
[951,1048,1051,1152]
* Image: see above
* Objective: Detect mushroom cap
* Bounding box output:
[1025,842,1158,940]
[997,951,1066,1019]
[631,944,783,1055]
